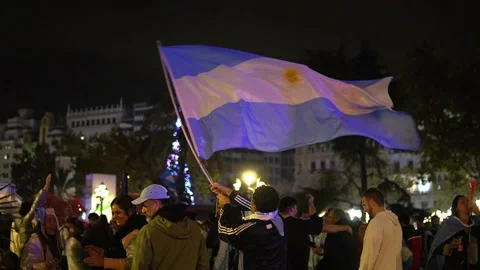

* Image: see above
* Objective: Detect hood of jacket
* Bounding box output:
[375,210,400,227]
[151,204,196,239]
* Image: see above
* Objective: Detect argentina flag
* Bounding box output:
[159,45,420,159]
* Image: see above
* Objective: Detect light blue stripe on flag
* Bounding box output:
[188,98,421,159]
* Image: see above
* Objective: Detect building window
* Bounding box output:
[320,161,326,171]
[4,154,9,160]
[81,121,85,127]
[112,118,116,124]
[86,120,90,126]
[275,158,279,164]
[269,157,273,163]
[97,119,101,125]
[421,201,428,209]
[107,118,111,124]
[71,122,75,127]
[310,162,316,171]
[102,119,105,124]
[394,162,400,173]
[3,163,9,169]
[407,160,414,170]
[330,160,336,169]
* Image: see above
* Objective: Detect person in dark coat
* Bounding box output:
[316,208,358,270]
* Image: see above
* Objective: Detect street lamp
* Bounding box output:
[233,170,266,192]
[95,182,109,215]
[242,171,257,187]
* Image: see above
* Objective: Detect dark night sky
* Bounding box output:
[0,2,475,120]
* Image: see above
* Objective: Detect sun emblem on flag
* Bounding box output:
[283,68,302,84]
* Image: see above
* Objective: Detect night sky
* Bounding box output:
[0,2,475,120]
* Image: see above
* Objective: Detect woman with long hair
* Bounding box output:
[315,208,357,270]
[426,195,480,270]
[84,195,146,270]
[20,208,61,270]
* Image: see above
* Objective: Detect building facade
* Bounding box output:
[293,143,344,192]
[294,142,443,210]
[132,102,155,132]
[219,149,295,196]
[66,98,131,138]
[0,109,40,183]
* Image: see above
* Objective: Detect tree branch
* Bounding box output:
[333,197,362,208]
[342,171,362,193]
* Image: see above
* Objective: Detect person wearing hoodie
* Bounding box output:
[131,184,209,270]
[20,207,62,270]
[359,187,402,270]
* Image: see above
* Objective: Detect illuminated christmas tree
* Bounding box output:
[164,118,194,204]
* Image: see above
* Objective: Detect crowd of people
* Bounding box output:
[2,173,480,270]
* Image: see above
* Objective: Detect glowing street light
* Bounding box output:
[233,170,265,192]
[242,171,257,187]
[94,182,109,215]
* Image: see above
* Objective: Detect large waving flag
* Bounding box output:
[159,45,420,159]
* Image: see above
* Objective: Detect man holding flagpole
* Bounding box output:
[212,183,287,270]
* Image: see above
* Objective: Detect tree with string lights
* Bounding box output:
[162,118,194,204]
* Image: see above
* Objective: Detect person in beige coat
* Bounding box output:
[359,188,402,270]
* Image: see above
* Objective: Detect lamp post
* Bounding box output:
[233,170,266,193]
[94,182,109,216]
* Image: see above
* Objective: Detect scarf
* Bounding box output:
[245,210,284,236]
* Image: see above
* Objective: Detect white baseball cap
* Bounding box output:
[132,184,170,205]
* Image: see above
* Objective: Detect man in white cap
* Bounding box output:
[131,184,209,270]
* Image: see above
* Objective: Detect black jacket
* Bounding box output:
[316,231,358,270]
[283,215,323,270]
[218,192,287,270]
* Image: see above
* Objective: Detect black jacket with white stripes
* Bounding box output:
[218,192,287,270]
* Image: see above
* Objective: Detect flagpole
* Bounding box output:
[156,41,214,185]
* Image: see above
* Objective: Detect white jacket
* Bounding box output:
[359,211,403,270]
[20,233,57,270]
